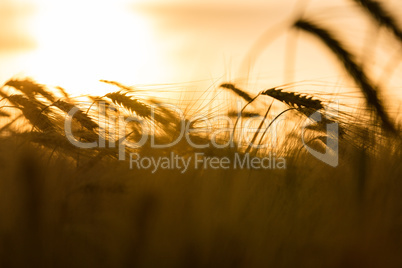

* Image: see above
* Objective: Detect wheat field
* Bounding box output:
[1,0,402,267]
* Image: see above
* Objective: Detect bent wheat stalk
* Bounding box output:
[352,0,402,43]
[261,88,324,110]
[105,91,153,120]
[0,110,10,117]
[261,87,345,136]
[6,95,55,132]
[5,79,56,103]
[220,83,255,103]
[219,83,260,143]
[52,100,99,131]
[294,19,397,134]
[100,80,136,92]
[245,101,274,154]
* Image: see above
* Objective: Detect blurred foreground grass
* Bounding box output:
[0,127,401,267]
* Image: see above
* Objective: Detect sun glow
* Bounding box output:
[25,0,160,95]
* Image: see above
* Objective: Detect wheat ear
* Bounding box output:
[294,19,397,134]
[220,83,254,103]
[261,88,324,110]
[5,79,56,103]
[260,88,345,136]
[100,80,136,92]
[352,0,402,43]
[55,86,70,99]
[105,91,153,119]
[52,100,99,131]
[6,95,55,132]
[0,110,10,117]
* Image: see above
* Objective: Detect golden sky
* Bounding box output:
[0,0,401,100]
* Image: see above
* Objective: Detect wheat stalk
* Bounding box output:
[259,88,338,134]
[261,88,324,110]
[52,100,98,131]
[218,83,262,143]
[0,110,10,117]
[147,98,183,127]
[0,114,23,134]
[105,91,153,119]
[220,83,255,103]
[352,0,402,43]
[100,80,136,92]
[294,19,397,134]
[55,86,70,99]
[0,87,8,98]
[5,79,56,103]
[5,93,47,110]
[228,111,261,118]
[6,95,55,132]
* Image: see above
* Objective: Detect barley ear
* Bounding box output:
[294,19,397,134]
[100,80,136,92]
[220,83,254,103]
[5,79,56,103]
[352,0,402,44]
[261,88,324,110]
[52,100,99,131]
[105,91,153,120]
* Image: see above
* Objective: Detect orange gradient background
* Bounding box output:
[1,0,401,104]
